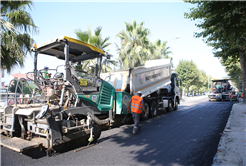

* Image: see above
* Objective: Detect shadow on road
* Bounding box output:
[96,101,236,165]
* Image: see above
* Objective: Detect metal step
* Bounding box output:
[1,135,43,153]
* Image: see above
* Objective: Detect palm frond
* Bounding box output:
[94,26,103,37]
[1,0,37,73]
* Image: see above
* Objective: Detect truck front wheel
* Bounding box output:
[150,101,158,117]
[173,100,178,111]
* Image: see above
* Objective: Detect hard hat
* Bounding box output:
[44,66,49,69]
[137,91,142,94]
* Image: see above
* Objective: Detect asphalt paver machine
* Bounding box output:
[0,36,112,155]
[208,79,237,101]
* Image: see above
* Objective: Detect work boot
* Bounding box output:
[133,131,140,135]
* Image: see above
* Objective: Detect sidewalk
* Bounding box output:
[212,101,246,166]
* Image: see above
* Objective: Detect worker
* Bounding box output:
[238,91,242,98]
[127,91,148,135]
[43,66,51,78]
[229,92,233,103]
[217,85,221,93]
[226,82,230,92]
[239,91,244,99]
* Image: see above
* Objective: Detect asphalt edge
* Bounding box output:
[212,102,246,166]
[212,103,234,165]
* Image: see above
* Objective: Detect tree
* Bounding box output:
[196,70,207,94]
[175,60,200,95]
[74,26,117,73]
[205,75,213,92]
[190,85,197,96]
[116,20,152,69]
[9,79,33,94]
[75,26,111,50]
[221,56,242,91]
[1,0,38,73]
[101,54,118,73]
[184,1,246,103]
[153,39,172,59]
[116,20,173,70]
[213,43,242,90]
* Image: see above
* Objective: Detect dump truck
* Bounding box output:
[100,58,181,120]
[0,36,181,156]
[208,79,237,101]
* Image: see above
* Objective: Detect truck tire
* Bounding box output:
[166,99,173,112]
[173,100,178,111]
[141,103,149,120]
[150,101,157,117]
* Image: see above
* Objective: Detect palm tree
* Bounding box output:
[1,0,38,73]
[153,39,172,59]
[101,54,118,73]
[74,26,117,74]
[116,20,152,69]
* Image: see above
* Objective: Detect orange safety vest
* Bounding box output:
[229,92,233,98]
[131,96,143,114]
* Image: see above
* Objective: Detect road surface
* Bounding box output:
[1,96,235,166]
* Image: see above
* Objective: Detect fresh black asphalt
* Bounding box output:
[1,97,235,166]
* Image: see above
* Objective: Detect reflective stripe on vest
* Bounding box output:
[229,93,233,98]
[131,96,142,114]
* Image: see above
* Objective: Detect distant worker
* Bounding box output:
[238,91,242,98]
[127,91,148,135]
[226,82,230,93]
[43,66,51,78]
[229,92,233,103]
[217,85,221,93]
[239,91,243,99]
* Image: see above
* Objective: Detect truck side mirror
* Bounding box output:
[180,80,182,86]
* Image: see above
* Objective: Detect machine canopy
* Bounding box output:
[33,36,104,62]
[211,79,230,83]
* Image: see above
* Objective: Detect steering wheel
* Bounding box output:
[36,105,49,119]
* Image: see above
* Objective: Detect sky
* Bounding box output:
[2,0,228,85]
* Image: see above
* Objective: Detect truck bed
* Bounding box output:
[100,58,172,97]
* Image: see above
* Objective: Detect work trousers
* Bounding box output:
[131,112,141,133]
